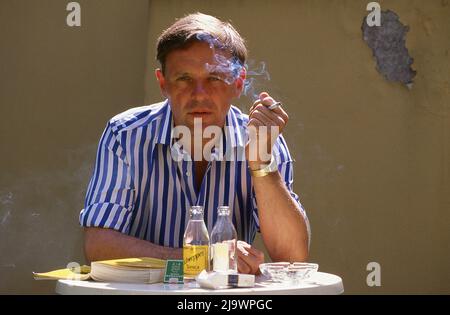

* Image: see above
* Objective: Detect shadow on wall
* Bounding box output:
[0,145,96,294]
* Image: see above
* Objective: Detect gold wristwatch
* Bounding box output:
[249,155,278,177]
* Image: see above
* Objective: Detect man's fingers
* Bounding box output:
[237,241,258,260]
[251,93,277,112]
[249,95,289,127]
[237,240,250,247]
[262,100,289,123]
[247,117,265,129]
[241,246,265,272]
[252,99,261,107]
[249,99,262,113]
[237,241,251,256]
[251,110,281,127]
[244,246,265,261]
[236,241,265,275]
[261,95,276,106]
[269,103,289,123]
[250,98,275,114]
[237,256,252,274]
[237,252,259,275]
[250,105,286,127]
[259,92,270,100]
[238,246,250,257]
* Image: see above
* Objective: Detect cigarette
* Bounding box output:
[268,101,282,110]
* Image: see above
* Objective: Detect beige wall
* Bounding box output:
[0,0,149,294]
[146,0,450,294]
[0,0,448,294]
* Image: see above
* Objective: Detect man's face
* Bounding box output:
[156,41,245,131]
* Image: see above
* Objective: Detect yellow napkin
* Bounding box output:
[33,265,91,281]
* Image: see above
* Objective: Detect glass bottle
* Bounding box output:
[210,206,238,273]
[183,206,210,279]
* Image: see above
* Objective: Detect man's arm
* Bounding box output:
[246,92,309,263]
[251,171,309,262]
[84,227,182,263]
[80,122,183,263]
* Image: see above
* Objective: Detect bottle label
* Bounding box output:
[183,245,209,276]
[212,243,229,272]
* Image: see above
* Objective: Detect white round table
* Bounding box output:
[56,272,344,295]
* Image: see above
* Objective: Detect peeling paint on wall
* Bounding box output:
[362,10,417,88]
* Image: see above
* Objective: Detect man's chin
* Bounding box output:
[187,115,222,129]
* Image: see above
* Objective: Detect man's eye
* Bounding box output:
[209,76,222,82]
[177,76,191,81]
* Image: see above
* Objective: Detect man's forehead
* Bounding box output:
[168,53,230,66]
[167,58,234,76]
[165,42,234,69]
[172,68,231,76]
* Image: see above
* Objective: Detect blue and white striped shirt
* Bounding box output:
[80,100,309,248]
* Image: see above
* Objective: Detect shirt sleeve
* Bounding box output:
[79,122,135,233]
[251,135,311,247]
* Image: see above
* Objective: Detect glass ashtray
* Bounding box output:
[259,262,319,283]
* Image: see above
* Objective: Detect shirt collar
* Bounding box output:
[155,100,173,145]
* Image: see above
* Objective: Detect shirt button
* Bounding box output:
[186,171,191,176]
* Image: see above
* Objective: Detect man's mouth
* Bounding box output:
[188,110,212,115]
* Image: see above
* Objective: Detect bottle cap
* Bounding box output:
[217,206,230,216]
[190,206,204,216]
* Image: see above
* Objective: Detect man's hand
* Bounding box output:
[236,241,265,275]
[246,92,289,170]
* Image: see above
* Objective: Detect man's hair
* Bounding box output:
[156,12,248,74]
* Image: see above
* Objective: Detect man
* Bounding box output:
[80,13,310,275]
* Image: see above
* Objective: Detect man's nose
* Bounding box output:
[191,81,208,98]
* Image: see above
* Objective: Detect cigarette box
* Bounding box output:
[196,270,255,289]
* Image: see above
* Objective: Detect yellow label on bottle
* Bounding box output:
[183,245,209,276]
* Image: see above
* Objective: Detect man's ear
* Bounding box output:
[234,67,247,97]
[155,68,168,97]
